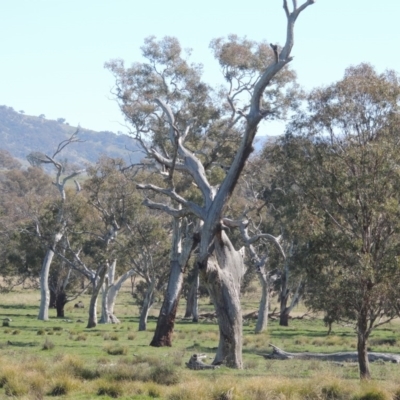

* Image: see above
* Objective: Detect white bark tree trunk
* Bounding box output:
[255,271,271,333]
[87,266,107,329]
[200,231,246,368]
[184,269,199,322]
[38,231,63,321]
[99,260,133,324]
[107,269,135,321]
[139,280,156,331]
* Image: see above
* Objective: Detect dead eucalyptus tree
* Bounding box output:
[107,0,315,367]
[27,131,84,321]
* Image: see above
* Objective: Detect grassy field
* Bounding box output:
[1,286,400,399]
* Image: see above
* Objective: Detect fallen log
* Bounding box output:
[260,344,400,364]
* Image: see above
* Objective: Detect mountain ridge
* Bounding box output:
[0,105,142,168]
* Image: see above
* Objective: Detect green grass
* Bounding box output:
[0,287,400,399]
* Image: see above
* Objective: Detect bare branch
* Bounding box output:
[142,199,190,218]
[137,183,205,219]
[52,130,82,158]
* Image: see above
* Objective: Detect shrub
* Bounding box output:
[105,345,128,356]
[4,379,29,397]
[354,389,391,400]
[97,382,123,398]
[147,384,162,398]
[42,338,55,350]
[48,377,76,396]
[150,364,180,386]
[321,382,349,399]
[12,329,20,335]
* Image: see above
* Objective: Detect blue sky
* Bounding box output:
[1,0,399,135]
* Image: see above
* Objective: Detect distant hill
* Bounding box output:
[0,106,143,168]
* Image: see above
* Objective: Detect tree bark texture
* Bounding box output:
[200,231,245,368]
[150,260,183,346]
[150,216,195,346]
[100,261,133,324]
[55,291,67,318]
[138,280,156,331]
[184,269,199,322]
[87,267,107,329]
[255,271,270,333]
[38,247,56,321]
[357,310,371,379]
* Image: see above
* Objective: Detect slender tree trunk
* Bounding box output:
[38,248,56,321]
[100,277,111,324]
[150,260,184,346]
[87,267,107,329]
[192,271,199,323]
[200,231,245,369]
[357,311,371,379]
[150,217,195,346]
[139,281,156,331]
[100,261,133,324]
[107,267,134,323]
[255,271,270,333]
[184,269,199,322]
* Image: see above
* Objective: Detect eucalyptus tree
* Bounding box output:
[124,207,170,331]
[107,0,314,367]
[0,164,54,289]
[26,131,84,321]
[269,64,400,379]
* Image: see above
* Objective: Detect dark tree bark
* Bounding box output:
[150,260,183,346]
[55,291,67,318]
[357,310,371,379]
[279,309,290,326]
[150,217,196,346]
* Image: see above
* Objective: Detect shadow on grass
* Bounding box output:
[186,343,218,353]
[1,304,38,310]
[3,340,39,347]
